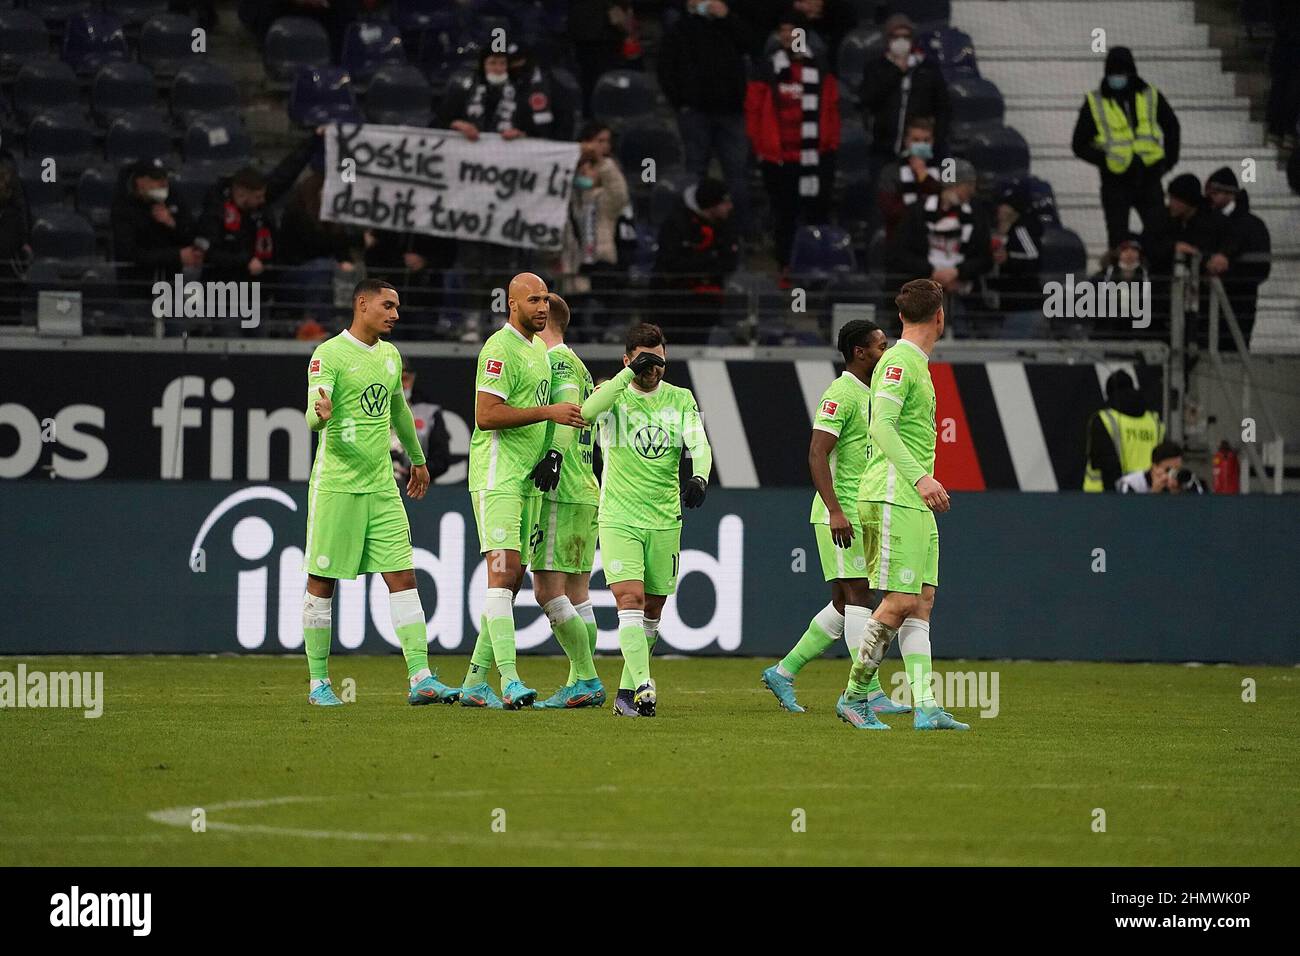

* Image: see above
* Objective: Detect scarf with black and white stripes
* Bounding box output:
[771,48,821,198]
[922,193,975,271]
[466,79,517,133]
[896,159,940,206]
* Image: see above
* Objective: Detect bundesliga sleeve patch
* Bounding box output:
[820,399,839,417]
[884,365,904,384]
[309,359,320,374]
[484,358,504,379]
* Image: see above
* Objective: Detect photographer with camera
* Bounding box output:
[1116,441,1206,494]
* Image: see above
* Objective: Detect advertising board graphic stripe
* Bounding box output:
[950,363,1018,489]
[794,360,838,424]
[727,361,812,486]
[986,362,1058,491]
[1026,363,1110,491]
[930,362,986,491]
[686,360,759,488]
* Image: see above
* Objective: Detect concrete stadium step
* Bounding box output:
[1030,159,1296,201]
[1057,204,1300,259]
[978,60,1247,101]
[1004,107,1266,150]
[956,0,1211,48]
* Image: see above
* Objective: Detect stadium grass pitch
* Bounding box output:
[1,655,1295,866]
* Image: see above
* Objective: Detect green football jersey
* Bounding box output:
[307,331,408,493]
[544,343,599,505]
[469,322,552,495]
[809,370,873,524]
[857,339,936,511]
[597,380,705,531]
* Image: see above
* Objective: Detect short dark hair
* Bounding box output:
[625,322,665,355]
[905,116,935,134]
[231,167,267,191]
[352,278,398,303]
[579,121,610,143]
[547,293,571,334]
[1152,441,1183,463]
[837,319,882,363]
[895,278,944,324]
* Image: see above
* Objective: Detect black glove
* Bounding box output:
[682,475,707,509]
[628,352,665,376]
[530,450,562,492]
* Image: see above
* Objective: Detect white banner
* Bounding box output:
[321,124,581,251]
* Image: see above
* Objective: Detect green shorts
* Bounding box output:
[471,490,543,566]
[599,523,681,595]
[859,500,938,595]
[813,521,871,582]
[304,483,412,579]
[534,499,599,574]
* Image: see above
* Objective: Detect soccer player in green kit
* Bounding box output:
[302,278,463,706]
[460,273,586,710]
[578,323,712,718]
[836,279,968,731]
[530,293,606,709]
[760,319,910,717]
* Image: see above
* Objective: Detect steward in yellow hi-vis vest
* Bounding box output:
[1083,369,1164,492]
[1071,46,1180,252]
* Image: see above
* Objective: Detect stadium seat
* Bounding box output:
[415,29,481,89]
[25,112,97,176]
[62,12,128,75]
[835,27,882,99]
[365,62,433,126]
[947,75,1005,149]
[105,112,174,165]
[35,2,96,29]
[922,27,977,80]
[0,9,50,80]
[474,15,511,48]
[790,225,856,279]
[837,119,871,181]
[838,176,876,230]
[170,162,219,219]
[391,0,443,38]
[997,175,1061,229]
[75,164,118,228]
[91,62,158,127]
[264,17,331,85]
[288,67,362,127]
[139,13,199,77]
[649,166,692,227]
[171,62,240,128]
[14,61,82,124]
[342,20,404,84]
[591,70,657,125]
[17,157,70,212]
[184,114,253,171]
[885,1,951,31]
[102,1,170,29]
[617,120,684,180]
[958,125,1030,187]
[31,208,97,262]
[550,65,582,135]
[1039,225,1087,278]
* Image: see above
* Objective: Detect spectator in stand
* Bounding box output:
[654,177,739,344]
[0,163,29,321]
[876,116,942,240]
[1146,172,1225,278]
[1071,46,1180,252]
[559,122,630,297]
[986,182,1046,338]
[570,1,643,116]
[363,229,457,339]
[111,157,203,294]
[1266,1,1300,150]
[238,0,360,62]
[391,361,451,488]
[507,43,576,141]
[1094,234,1149,286]
[658,1,752,233]
[741,0,857,65]
[437,51,530,140]
[859,14,950,191]
[1204,167,1272,351]
[197,135,316,288]
[1116,441,1205,494]
[885,158,990,320]
[1083,369,1162,492]
[745,8,841,273]
[277,169,357,331]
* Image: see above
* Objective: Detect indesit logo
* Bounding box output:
[50,886,151,936]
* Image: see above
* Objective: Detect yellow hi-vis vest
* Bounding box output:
[1083,409,1164,491]
[1086,86,1165,174]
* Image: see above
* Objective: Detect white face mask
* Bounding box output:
[485,71,508,86]
[144,187,169,203]
[889,37,911,57]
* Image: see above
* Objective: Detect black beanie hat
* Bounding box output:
[1167,172,1202,205]
[1207,166,1239,192]
[1104,46,1136,76]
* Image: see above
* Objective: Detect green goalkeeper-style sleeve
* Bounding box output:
[389,387,427,467]
[868,391,926,487]
[550,421,578,454]
[682,393,712,481]
[580,366,635,421]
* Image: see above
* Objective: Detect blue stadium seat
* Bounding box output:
[171,62,239,127]
[0,9,49,80]
[264,17,331,85]
[959,125,1030,186]
[105,112,174,165]
[365,62,433,126]
[92,62,157,127]
[790,225,856,278]
[947,75,1004,149]
[342,20,405,84]
[649,166,691,227]
[617,119,684,180]
[996,175,1061,229]
[415,28,480,89]
[550,65,582,135]
[31,208,97,262]
[839,176,876,230]
[837,119,870,181]
[14,61,81,123]
[1039,226,1087,278]
[102,1,170,29]
[35,2,96,29]
[184,114,253,171]
[885,1,951,31]
[62,12,128,75]
[288,67,362,127]
[391,0,444,37]
[922,27,977,80]
[26,111,97,175]
[170,162,219,219]
[835,28,882,102]
[75,164,118,228]
[591,70,657,125]
[139,13,199,76]
[17,157,70,212]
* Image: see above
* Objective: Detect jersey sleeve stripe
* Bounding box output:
[812,423,842,436]
[477,386,508,400]
[873,391,904,406]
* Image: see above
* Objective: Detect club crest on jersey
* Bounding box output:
[884,365,904,384]
[309,359,320,374]
[820,399,839,417]
[484,358,503,379]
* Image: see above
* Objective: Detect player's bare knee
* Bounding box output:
[306,575,336,599]
[644,594,667,619]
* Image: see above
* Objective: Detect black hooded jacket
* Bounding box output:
[1216,189,1272,289]
[1087,370,1153,492]
[110,172,198,291]
[1071,46,1181,177]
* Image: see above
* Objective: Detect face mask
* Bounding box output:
[889,37,911,57]
[144,187,168,203]
[908,142,933,160]
[1106,74,1128,92]
[574,174,595,190]
[485,71,507,86]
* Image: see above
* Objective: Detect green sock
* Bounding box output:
[569,603,598,685]
[846,619,897,700]
[462,615,493,688]
[303,594,331,681]
[621,616,659,690]
[390,590,429,680]
[617,610,649,689]
[900,618,935,707]
[547,601,598,682]
[779,617,837,676]
[483,588,520,688]
[864,672,884,697]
